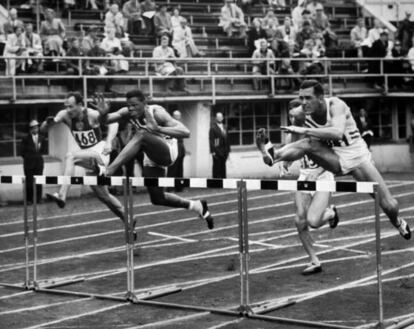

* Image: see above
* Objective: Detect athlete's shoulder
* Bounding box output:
[149,104,167,113]
[85,107,100,116]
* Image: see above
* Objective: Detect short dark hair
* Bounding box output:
[126,89,146,102]
[67,91,83,104]
[288,98,302,110]
[299,80,324,97]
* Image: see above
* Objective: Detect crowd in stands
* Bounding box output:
[1,0,414,91]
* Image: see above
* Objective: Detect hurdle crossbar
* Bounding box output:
[0,175,382,329]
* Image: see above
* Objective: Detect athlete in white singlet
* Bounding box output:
[90,90,214,229]
[257,80,410,240]
[39,92,126,227]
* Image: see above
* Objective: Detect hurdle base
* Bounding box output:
[237,305,253,315]
[136,287,182,300]
[250,298,296,314]
[35,277,85,290]
[0,282,32,290]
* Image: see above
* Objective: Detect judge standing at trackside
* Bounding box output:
[209,112,231,178]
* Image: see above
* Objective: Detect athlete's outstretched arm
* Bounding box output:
[40,110,67,133]
[90,94,128,124]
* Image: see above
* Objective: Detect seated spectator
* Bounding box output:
[277,17,296,46]
[218,0,247,38]
[102,26,130,73]
[299,38,324,77]
[264,17,279,44]
[350,17,368,57]
[40,8,66,56]
[397,11,414,54]
[263,8,279,29]
[3,8,24,36]
[247,17,267,56]
[367,18,384,48]
[101,26,123,54]
[171,7,184,30]
[24,23,43,73]
[292,0,306,32]
[105,4,125,38]
[4,25,28,76]
[369,30,388,89]
[152,34,188,93]
[251,38,275,90]
[122,0,145,35]
[295,20,314,50]
[85,37,109,76]
[297,9,313,32]
[154,4,173,38]
[386,40,406,89]
[81,25,100,54]
[65,37,84,74]
[270,30,290,58]
[306,0,323,18]
[275,58,297,90]
[172,18,204,58]
[141,0,157,36]
[268,0,286,9]
[312,6,337,49]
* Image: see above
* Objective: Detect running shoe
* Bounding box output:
[46,192,66,208]
[92,158,107,176]
[302,262,322,275]
[200,200,214,229]
[256,128,274,167]
[397,218,411,240]
[329,205,339,229]
[131,217,138,242]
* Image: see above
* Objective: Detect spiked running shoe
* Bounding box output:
[46,192,66,208]
[397,218,411,240]
[200,200,214,229]
[93,158,107,176]
[329,205,339,229]
[302,263,322,275]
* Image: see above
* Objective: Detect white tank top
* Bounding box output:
[304,97,361,147]
[129,105,171,139]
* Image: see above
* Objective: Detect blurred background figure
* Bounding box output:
[355,108,374,149]
[209,112,231,178]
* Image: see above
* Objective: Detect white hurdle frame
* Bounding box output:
[0,175,383,329]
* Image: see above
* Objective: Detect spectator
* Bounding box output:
[4,25,28,76]
[152,34,188,93]
[141,0,157,36]
[81,25,100,53]
[172,17,204,58]
[101,26,123,54]
[350,17,368,57]
[247,17,267,56]
[85,37,113,93]
[154,4,173,38]
[167,110,186,192]
[406,35,414,73]
[65,37,84,75]
[397,11,414,54]
[306,0,323,18]
[251,38,275,90]
[264,17,279,45]
[122,0,145,35]
[299,38,324,77]
[355,109,374,149]
[312,6,337,49]
[268,0,286,8]
[298,9,313,32]
[292,0,306,32]
[263,8,279,29]
[369,30,388,89]
[40,8,66,56]
[20,120,46,204]
[367,18,384,48]
[277,17,296,46]
[102,28,130,73]
[270,31,290,58]
[296,20,314,50]
[171,7,184,30]
[3,8,24,36]
[209,112,231,179]
[218,0,247,38]
[24,23,43,73]
[275,58,297,90]
[387,40,406,89]
[105,3,125,38]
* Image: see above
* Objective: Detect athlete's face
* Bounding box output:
[126,97,145,119]
[65,96,82,118]
[298,87,322,115]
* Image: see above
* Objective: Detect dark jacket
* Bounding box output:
[247,27,267,55]
[20,133,46,169]
[209,122,230,159]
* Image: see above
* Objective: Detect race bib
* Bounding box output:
[73,129,98,148]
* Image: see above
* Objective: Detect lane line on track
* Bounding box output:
[126,312,210,329]
[0,290,32,300]
[147,231,197,243]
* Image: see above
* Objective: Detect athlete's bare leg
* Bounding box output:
[90,185,124,221]
[306,191,335,229]
[107,131,171,176]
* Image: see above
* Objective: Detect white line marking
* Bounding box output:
[206,319,244,329]
[313,243,369,255]
[21,303,127,329]
[0,290,32,300]
[0,297,91,315]
[127,312,210,329]
[147,231,197,242]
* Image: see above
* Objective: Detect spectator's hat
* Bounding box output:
[315,3,324,11]
[29,120,39,128]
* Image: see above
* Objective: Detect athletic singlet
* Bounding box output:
[71,109,102,149]
[304,97,361,147]
[129,105,172,140]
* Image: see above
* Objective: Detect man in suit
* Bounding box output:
[218,0,247,38]
[20,120,45,204]
[209,112,231,178]
[4,25,28,76]
[24,23,43,73]
[167,110,186,191]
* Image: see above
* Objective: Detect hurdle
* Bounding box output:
[0,175,383,328]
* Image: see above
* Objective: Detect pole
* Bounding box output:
[237,180,244,310]
[32,176,38,289]
[128,177,136,300]
[23,177,30,289]
[123,178,131,295]
[374,186,384,329]
[241,180,250,311]
[36,0,40,34]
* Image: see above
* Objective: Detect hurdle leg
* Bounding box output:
[127,177,137,302]
[241,180,250,312]
[22,177,30,289]
[122,178,132,299]
[32,176,39,289]
[374,187,384,329]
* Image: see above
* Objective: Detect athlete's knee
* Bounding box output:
[380,195,399,216]
[149,190,166,206]
[307,216,321,229]
[295,215,307,231]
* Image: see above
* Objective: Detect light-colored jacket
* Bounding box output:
[24,32,43,54]
[219,4,246,29]
[4,32,26,55]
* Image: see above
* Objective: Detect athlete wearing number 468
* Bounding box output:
[257,80,411,240]
[40,92,133,236]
